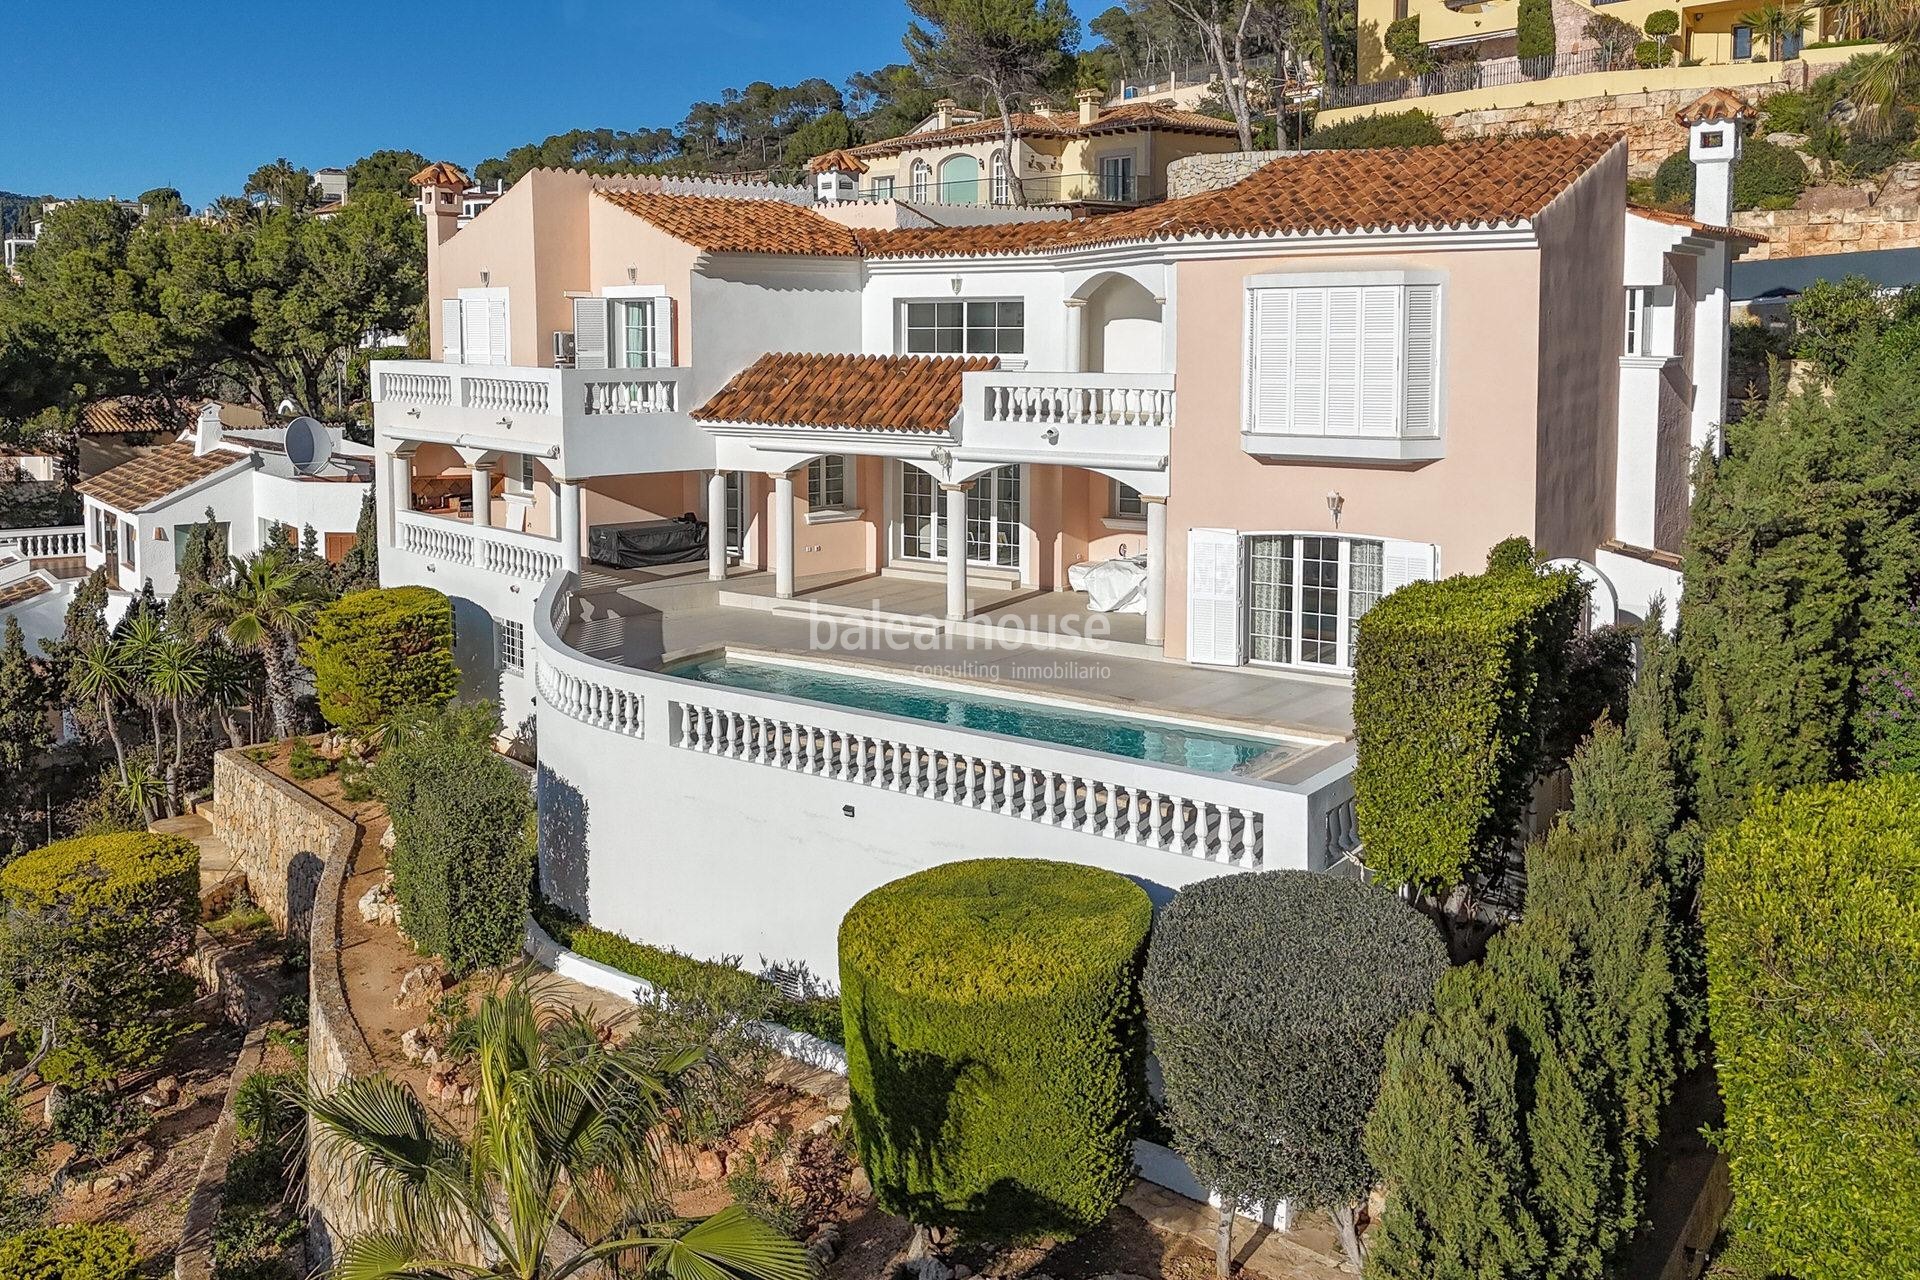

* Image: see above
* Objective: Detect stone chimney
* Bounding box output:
[1031,96,1055,118]
[933,98,958,130]
[193,402,224,457]
[1675,89,1753,227]
[808,150,866,203]
[408,162,475,365]
[1076,88,1102,126]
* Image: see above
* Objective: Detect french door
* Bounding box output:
[898,463,1023,570]
[1246,534,1383,670]
[723,472,746,556]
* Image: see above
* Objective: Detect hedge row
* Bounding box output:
[840,859,1152,1241]
[1353,547,1585,891]
[533,900,843,1042]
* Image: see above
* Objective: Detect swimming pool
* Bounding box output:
[663,654,1288,775]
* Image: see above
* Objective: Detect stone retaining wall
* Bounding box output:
[1167,149,1291,199]
[173,1024,270,1280]
[1733,197,1920,258]
[210,748,342,936]
[304,809,373,1272]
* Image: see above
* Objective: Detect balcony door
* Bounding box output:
[1098,153,1136,202]
[897,462,1023,571]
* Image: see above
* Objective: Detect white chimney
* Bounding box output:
[933,98,957,130]
[1688,114,1742,227]
[193,402,224,456]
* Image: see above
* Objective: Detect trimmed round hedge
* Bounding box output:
[1141,872,1447,1216]
[305,585,459,736]
[839,858,1153,1241]
[0,1221,138,1280]
[1652,138,1807,211]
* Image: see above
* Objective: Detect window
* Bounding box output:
[1781,26,1803,56]
[938,154,981,203]
[1244,278,1440,442]
[991,152,1010,205]
[1733,24,1752,58]
[447,289,509,365]
[497,618,525,673]
[910,160,931,202]
[615,299,656,368]
[808,454,850,510]
[903,299,1024,355]
[724,472,746,555]
[120,520,136,571]
[1098,153,1137,202]
[506,454,537,496]
[1245,535,1386,670]
[873,176,896,200]
[1623,286,1675,358]
[899,463,1022,569]
[1110,480,1145,521]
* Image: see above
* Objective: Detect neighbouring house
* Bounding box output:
[370,106,1755,973]
[75,402,371,598]
[79,397,270,478]
[826,93,1245,208]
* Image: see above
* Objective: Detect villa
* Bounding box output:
[371,100,1757,972]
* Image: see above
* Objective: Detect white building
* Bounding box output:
[74,403,372,598]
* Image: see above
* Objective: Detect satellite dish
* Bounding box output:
[284,417,330,475]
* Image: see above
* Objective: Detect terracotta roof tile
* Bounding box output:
[74,441,248,512]
[862,134,1623,258]
[691,354,998,432]
[808,149,870,175]
[81,397,187,436]
[595,190,864,255]
[410,161,475,189]
[1628,203,1765,243]
[847,102,1239,158]
[1675,88,1755,126]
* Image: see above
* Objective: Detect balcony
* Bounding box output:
[371,360,715,479]
[960,370,1174,468]
[867,170,1158,208]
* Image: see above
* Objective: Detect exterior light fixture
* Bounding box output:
[1041,427,1059,445]
[480,270,491,286]
[1326,489,1345,527]
[949,277,963,295]
[627,266,638,283]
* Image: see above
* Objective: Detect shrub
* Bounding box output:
[1652,137,1807,211]
[1301,108,1445,150]
[373,705,534,972]
[233,1070,302,1153]
[1788,273,1910,377]
[1634,38,1672,66]
[840,859,1151,1243]
[1142,872,1445,1272]
[1517,0,1555,60]
[0,832,199,1086]
[1384,16,1433,73]
[1758,87,1813,133]
[303,586,458,737]
[1643,8,1679,34]
[0,1224,137,1280]
[49,1089,144,1162]
[285,737,333,781]
[1703,775,1920,1278]
[1353,546,1586,893]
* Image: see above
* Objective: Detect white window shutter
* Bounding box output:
[1402,285,1440,438]
[486,299,509,365]
[441,298,463,364]
[572,297,608,370]
[1246,290,1292,435]
[1381,539,1438,595]
[459,298,490,367]
[1291,289,1328,435]
[1358,287,1401,437]
[1324,287,1361,435]
[649,296,676,368]
[1186,528,1245,666]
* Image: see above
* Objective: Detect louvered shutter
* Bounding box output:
[1324,287,1361,436]
[572,297,608,370]
[648,296,676,368]
[485,299,509,365]
[1402,285,1440,438]
[1186,528,1245,667]
[1291,288,1328,436]
[441,298,463,363]
[1381,539,1438,595]
[1246,290,1292,435]
[459,298,491,367]
[1358,287,1402,437]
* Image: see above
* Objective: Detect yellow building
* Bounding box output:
[835,91,1242,207]
[1356,0,1843,84]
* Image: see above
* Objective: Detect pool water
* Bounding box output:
[663,655,1286,775]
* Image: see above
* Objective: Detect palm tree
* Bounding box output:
[118,758,166,826]
[1835,0,1920,120]
[198,549,322,740]
[72,642,134,788]
[1738,1,1815,58]
[116,610,169,780]
[147,632,208,812]
[306,982,813,1280]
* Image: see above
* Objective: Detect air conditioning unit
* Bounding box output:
[552,330,576,367]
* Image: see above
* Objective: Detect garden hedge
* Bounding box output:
[1384,16,1433,73]
[1353,549,1584,891]
[1703,775,1920,1278]
[1517,0,1556,60]
[0,1223,138,1280]
[1652,137,1807,211]
[0,832,199,1086]
[840,858,1152,1241]
[305,585,459,736]
[1303,109,1445,151]
[1142,871,1445,1266]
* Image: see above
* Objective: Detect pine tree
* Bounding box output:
[0,619,50,856]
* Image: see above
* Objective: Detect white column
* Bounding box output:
[387,450,414,546]
[942,481,970,621]
[772,470,795,599]
[707,469,729,582]
[557,479,583,571]
[1063,298,1087,374]
[1143,494,1167,648]
[470,464,493,529]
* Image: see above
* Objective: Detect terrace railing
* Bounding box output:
[0,525,85,559]
[1322,48,1636,108]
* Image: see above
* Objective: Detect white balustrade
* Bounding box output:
[0,525,84,558]
[981,376,1175,429]
[481,535,561,583]
[536,661,644,736]
[377,371,453,406]
[397,513,560,585]
[667,695,1264,868]
[398,515,476,566]
[582,377,678,415]
[463,375,553,415]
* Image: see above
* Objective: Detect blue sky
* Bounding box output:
[5,0,1103,208]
